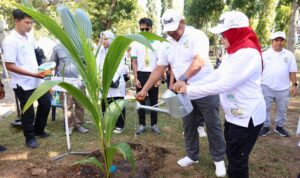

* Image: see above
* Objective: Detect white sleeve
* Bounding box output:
[157,42,170,66]
[3,39,17,63]
[131,42,138,58]
[289,52,298,72]
[191,68,221,85]
[187,49,261,98]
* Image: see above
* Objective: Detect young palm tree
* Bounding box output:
[15,3,166,178]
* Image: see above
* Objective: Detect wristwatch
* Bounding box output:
[292,83,298,87]
[179,74,188,83]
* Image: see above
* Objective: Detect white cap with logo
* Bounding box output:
[161,9,183,32]
[271,31,286,40]
[209,11,249,34]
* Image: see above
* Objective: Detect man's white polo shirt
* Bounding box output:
[131,40,161,72]
[261,47,297,91]
[3,30,42,90]
[157,27,213,88]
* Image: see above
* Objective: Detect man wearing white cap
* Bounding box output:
[136,9,226,177]
[259,31,298,137]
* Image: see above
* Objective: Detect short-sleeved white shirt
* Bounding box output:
[3,30,42,90]
[157,27,213,86]
[131,41,161,72]
[261,47,298,90]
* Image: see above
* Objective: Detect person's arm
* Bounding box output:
[180,50,261,99]
[168,66,175,90]
[113,57,125,82]
[0,78,5,100]
[290,72,298,96]
[5,62,46,79]
[136,65,167,101]
[173,31,208,91]
[131,58,141,88]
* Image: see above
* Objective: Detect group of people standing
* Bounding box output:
[0,7,298,178]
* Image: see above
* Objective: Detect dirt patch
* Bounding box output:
[48,142,170,178]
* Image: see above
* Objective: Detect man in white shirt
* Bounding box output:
[136,9,226,177]
[3,9,51,149]
[259,31,298,137]
[132,18,162,135]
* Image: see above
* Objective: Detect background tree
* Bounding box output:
[184,0,225,56]
[78,0,138,40]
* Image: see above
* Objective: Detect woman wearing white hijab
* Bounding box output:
[97,31,126,134]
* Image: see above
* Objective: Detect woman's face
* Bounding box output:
[220,34,230,48]
[102,36,110,48]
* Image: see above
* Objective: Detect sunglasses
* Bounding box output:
[140,27,150,32]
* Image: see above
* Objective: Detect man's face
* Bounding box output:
[140,23,152,32]
[271,37,285,52]
[166,20,184,41]
[15,17,33,35]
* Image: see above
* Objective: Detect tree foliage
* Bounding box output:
[184,0,224,29]
[78,0,138,40]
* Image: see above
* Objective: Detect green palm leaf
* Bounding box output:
[73,157,104,173]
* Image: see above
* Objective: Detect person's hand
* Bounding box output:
[178,85,187,94]
[35,71,47,79]
[0,85,5,100]
[173,80,186,93]
[154,81,160,88]
[169,83,174,91]
[291,86,298,96]
[136,90,147,102]
[135,79,142,88]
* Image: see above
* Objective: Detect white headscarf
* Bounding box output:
[101,30,115,45]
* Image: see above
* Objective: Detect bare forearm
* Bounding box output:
[5,62,38,78]
[132,59,138,80]
[142,65,167,92]
[183,55,204,79]
[289,72,297,84]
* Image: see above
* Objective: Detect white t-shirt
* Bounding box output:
[3,30,42,90]
[96,46,126,98]
[187,48,266,128]
[157,27,214,87]
[131,41,161,72]
[261,47,298,90]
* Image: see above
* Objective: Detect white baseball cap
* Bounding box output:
[161,9,183,32]
[209,11,249,34]
[271,31,286,40]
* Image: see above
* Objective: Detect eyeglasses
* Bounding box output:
[140,27,150,32]
[218,33,224,40]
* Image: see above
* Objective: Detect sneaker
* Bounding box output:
[113,127,124,134]
[0,145,7,152]
[197,126,207,137]
[151,124,161,134]
[34,131,50,138]
[26,139,39,149]
[136,125,146,135]
[177,156,199,167]
[77,126,89,133]
[259,127,271,136]
[214,160,226,177]
[274,127,289,137]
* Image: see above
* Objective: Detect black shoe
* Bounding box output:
[0,145,7,152]
[26,139,39,149]
[274,127,289,137]
[259,127,271,136]
[35,131,50,138]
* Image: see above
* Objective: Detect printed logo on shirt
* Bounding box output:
[183,40,189,48]
[283,57,288,62]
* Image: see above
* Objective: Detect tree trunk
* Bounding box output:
[105,0,118,30]
[287,0,298,52]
